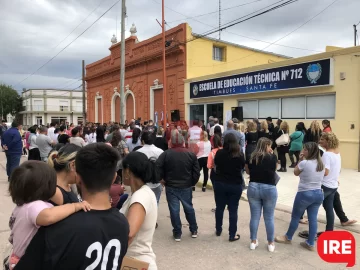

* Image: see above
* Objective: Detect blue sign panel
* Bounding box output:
[190,58,333,99]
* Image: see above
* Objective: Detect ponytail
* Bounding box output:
[316,154,324,172]
[122,152,160,184]
[47,144,81,172]
[143,158,159,184]
[303,142,324,172]
[47,151,58,169]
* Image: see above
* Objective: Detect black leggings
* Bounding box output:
[289,150,300,164]
[198,157,209,187]
[278,148,288,168]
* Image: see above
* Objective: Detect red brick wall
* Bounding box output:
[85,24,187,124]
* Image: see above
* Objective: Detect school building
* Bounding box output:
[184,46,360,170]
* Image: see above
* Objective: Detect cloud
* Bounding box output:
[0,0,359,91]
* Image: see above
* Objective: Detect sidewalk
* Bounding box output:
[198,168,360,233]
[0,151,360,269]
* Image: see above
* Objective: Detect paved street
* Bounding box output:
[0,151,359,269]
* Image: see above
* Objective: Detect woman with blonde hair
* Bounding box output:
[258,121,271,139]
[305,120,322,143]
[318,132,341,232]
[245,121,259,161]
[275,142,324,251]
[197,131,212,192]
[235,123,246,154]
[245,137,278,252]
[48,144,82,205]
[275,121,290,172]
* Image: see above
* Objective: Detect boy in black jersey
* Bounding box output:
[15,143,129,270]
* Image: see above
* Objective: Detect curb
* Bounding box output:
[196,182,360,235]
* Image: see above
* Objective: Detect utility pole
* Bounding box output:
[162,0,167,128]
[120,0,126,124]
[82,60,86,123]
[354,24,357,46]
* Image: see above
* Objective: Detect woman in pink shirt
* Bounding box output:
[322,119,332,133]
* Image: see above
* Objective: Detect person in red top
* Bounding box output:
[110,176,128,209]
[322,120,332,133]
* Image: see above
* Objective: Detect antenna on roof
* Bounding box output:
[219,0,221,40]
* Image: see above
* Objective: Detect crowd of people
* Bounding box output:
[0,115,357,269]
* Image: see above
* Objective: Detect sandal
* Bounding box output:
[229,234,240,242]
[341,220,357,226]
[299,219,308,224]
[298,230,309,239]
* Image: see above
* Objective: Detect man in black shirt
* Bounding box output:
[266,117,274,135]
[15,143,129,270]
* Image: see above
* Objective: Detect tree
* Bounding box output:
[0,84,23,122]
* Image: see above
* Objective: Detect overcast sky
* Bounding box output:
[0,0,359,93]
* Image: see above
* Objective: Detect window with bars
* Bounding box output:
[213,46,225,61]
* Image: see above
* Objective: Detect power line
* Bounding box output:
[172,0,298,47]
[356,20,360,26]
[167,0,263,23]
[154,0,318,52]
[13,0,121,88]
[192,0,340,67]
[53,0,105,50]
[195,0,299,39]
[57,76,82,89]
[177,9,321,53]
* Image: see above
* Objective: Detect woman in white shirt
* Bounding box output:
[120,151,158,270]
[196,131,211,192]
[318,132,341,232]
[69,127,86,147]
[126,128,142,152]
[275,142,325,251]
[85,128,97,144]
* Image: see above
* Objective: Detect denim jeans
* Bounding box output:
[247,182,277,242]
[322,185,337,231]
[214,181,242,239]
[165,186,198,236]
[150,184,163,206]
[285,189,323,246]
[5,153,21,179]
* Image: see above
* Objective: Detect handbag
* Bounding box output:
[275,130,290,146]
[274,172,280,185]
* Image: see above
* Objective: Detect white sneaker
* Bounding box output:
[250,240,259,250]
[268,244,275,252]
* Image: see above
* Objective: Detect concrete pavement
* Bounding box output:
[198,166,360,234]
[0,151,359,269]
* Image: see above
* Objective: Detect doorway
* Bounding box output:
[189,103,223,126]
[206,103,223,125]
[36,116,43,126]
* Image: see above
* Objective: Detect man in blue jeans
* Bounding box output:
[156,129,200,242]
[1,121,22,181]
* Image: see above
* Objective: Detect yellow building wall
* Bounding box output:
[184,46,360,170]
[186,25,289,79]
